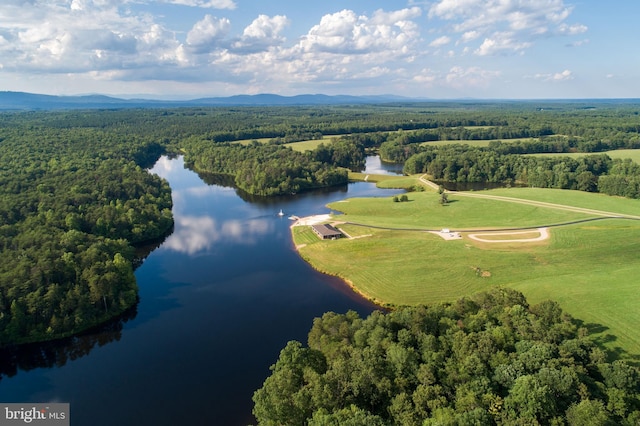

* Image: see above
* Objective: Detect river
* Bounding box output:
[0,156,404,425]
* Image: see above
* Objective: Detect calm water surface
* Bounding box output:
[0,156,403,425]
[364,155,404,175]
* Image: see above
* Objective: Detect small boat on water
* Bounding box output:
[277,209,285,216]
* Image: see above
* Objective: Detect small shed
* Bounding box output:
[311,224,343,240]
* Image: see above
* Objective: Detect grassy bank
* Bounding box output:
[293,187,640,360]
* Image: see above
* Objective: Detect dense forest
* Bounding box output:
[181,138,366,196]
[2,101,640,345]
[253,288,640,425]
[0,118,173,345]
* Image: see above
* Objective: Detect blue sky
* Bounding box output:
[0,0,637,99]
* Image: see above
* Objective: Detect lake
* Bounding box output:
[0,156,403,425]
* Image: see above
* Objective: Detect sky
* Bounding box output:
[0,0,638,99]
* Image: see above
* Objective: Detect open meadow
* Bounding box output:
[233,135,340,151]
[293,186,640,360]
[527,148,640,164]
[421,137,538,147]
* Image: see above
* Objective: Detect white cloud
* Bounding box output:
[460,30,480,43]
[0,1,594,98]
[162,0,236,9]
[552,69,573,81]
[0,0,187,73]
[429,0,586,55]
[410,65,500,90]
[217,7,423,90]
[370,7,422,25]
[298,8,421,55]
[533,69,573,81]
[186,15,231,53]
[351,66,392,79]
[232,15,290,53]
[413,68,437,85]
[475,32,532,56]
[558,23,588,35]
[430,35,451,48]
[242,15,288,39]
[445,66,500,89]
[566,38,589,47]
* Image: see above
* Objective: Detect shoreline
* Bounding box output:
[290,215,388,308]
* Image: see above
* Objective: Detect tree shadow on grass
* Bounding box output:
[574,320,640,367]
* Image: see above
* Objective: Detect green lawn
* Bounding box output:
[293,188,640,360]
[483,187,640,217]
[326,189,596,229]
[421,138,537,147]
[285,136,339,152]
[348,172,430,190]
[527,149,640,164]
[232,135,340,151]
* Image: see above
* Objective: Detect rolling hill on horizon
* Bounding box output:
[0,91,417,110]
[3,91,640,111]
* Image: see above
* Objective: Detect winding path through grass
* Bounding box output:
[418,175,640,220]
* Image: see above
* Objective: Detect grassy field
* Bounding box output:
[285,136,339,152]
[293,187,640,361]
[421,137,537,147]
[232,135,340,151]
[348,172,430,190]
[527,149,640,163]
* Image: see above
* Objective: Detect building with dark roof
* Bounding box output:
[311,224,343,240]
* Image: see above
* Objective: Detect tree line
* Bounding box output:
[253,288,640,425]
[400,143,640,198]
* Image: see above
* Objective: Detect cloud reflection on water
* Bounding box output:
[150,156,275,255]
[163,214,273,255]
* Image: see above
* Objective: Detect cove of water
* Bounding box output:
[0,156,404,425]
[363,155,404,176]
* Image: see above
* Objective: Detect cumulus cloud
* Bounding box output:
[186,15,231,53]
[223,7,423,88]
[0,0,187,73]
[0,1,587,97]
[231,14,290,53]
[298,8,421,55]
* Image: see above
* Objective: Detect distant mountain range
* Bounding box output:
[1,91,638,111]
[0,91,417,110]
